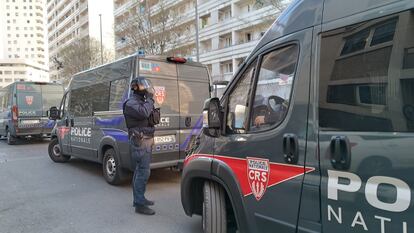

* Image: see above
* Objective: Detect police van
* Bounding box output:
[0,81,63,145]
[181,0,414,232]
[47,55,210,185]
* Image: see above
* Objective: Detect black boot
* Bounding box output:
[144,199,154,206]
[135,205,155,215]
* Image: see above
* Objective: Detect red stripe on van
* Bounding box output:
[185,154,315,197]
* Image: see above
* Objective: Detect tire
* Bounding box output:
[48,138,70,163]
[203,181,227,233]
[102,148,125,185]
[6,130,16,145]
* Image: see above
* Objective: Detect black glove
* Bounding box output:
[146,92,154,99]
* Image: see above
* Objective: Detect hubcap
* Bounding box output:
[53,144,61,157]
[106,156,116,177]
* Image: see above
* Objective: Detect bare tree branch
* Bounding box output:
[57,37,114,83]
[115,0,191,57]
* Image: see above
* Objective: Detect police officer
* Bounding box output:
[123,76,156,215]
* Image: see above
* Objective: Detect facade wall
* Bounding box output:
[0,0,49,87]
[47,0,114,81]
[114,0,283,83]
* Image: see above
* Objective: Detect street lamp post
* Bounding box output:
[99,14,103,64]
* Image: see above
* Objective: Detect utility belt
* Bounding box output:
[129,130,154,147]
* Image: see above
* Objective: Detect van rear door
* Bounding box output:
[319,11,414,232]
[16,83,43,118]
[137,58,180,164]
[177,64,210,160]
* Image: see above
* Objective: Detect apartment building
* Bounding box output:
[114,0,282,83]
[198,0,280,82]
[0,0,49,88]
[47,0,114,81]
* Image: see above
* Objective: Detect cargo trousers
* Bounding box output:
[130,135,154,206]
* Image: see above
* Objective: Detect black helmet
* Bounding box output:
[130,76,152,91]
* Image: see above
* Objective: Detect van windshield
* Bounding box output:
[16,83,63,117]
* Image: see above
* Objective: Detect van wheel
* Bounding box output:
[6,130,16,145]
[203,181,227,233]
[48,138,70,163]
[103,148,125,185]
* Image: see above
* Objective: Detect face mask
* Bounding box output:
[134,89,147,96]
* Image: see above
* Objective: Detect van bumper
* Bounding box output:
[14,127,53,136]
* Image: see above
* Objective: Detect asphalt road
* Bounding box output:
[0,138,202,233]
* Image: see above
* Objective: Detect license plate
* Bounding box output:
[21,120,40,124]
[154,135,176,144]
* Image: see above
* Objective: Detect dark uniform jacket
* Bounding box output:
[123,93,155,137]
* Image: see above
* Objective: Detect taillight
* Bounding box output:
[12,105,18,121]
[166,57,187,63]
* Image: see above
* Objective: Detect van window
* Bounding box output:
[70,86,92,117]
[91,82,110,112]
[226,59,256,134]
[41,85,63,114]
[109,78,129,111]
[250,45,299,131]
[319,12,414,132]
[69,82,110,117]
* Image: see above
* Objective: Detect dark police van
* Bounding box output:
[48,55,210,185]
[0,81,63,145]
[181,0,414,233]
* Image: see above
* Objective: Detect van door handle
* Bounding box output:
[70,119,74,127]
[185,117,192,127]
[283,134,299,164]
[330,136,351,170]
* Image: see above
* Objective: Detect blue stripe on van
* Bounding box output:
[180,116,203,150]
[102,129,129,142]
[44,120,55,128]
[95,116,124,127]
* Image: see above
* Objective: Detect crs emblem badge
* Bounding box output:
[25,96,34,105]
[247,157,270,201]
[154,86,166,105]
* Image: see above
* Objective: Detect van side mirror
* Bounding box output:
[202,98,222,137]
[48,106,60,120]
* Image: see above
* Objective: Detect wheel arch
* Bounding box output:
[98,136,120,163]
[181,157,250,233]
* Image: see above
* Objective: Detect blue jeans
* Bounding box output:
[130,136,154,206]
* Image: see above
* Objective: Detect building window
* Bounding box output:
[246,33,252,42]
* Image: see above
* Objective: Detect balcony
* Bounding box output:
[199,5,276,39]
[200,39,259,63]
[49,2,88,38]
[211,73,234,82]
[114,0,137,17]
